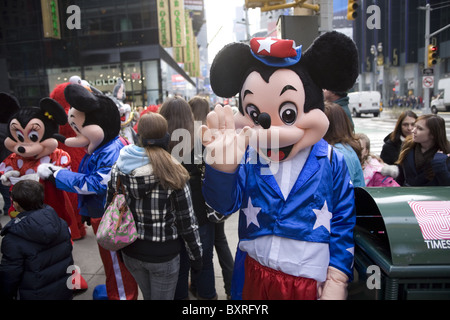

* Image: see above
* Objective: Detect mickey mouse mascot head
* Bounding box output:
[38,83,138,300]
[201,31,358,300]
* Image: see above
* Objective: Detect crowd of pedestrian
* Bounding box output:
[388,94,423,109]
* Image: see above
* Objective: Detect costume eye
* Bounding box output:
[279,103,297,125]
[246,105,261,125]
[28,130,39,142]
[70,122,81,134]
[16,130,25,142]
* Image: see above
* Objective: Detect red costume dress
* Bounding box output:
[0,148,75,225]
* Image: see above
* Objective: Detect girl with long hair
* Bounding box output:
[394,114,450,186]
[323,101,365,187]
[380,110,417,164]
[160,97,218,300]
[106,112,202,300]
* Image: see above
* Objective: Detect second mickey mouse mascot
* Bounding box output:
[38,84,138,300]
[201,31,358,300]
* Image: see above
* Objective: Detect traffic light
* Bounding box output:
[427,44,437,67]
[347,0,358,20]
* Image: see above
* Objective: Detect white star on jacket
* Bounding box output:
[242,196,261,228]
[312,201,332,233]
[256,38,278,54]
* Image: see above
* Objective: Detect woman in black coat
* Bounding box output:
[394,114,450,186]
[380,110,417,164]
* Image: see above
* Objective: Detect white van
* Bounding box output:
[430,78,450,114]
[348,91,382,117]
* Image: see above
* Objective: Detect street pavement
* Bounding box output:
[0,110,449,300]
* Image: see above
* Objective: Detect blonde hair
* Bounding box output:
[137,113,189,190]
[355,132,382,167]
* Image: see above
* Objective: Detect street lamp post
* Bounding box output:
[370,42,383,92]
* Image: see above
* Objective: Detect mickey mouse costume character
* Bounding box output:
[38,83,138,300]
[0,93,73,224]
[201,32,358,300]
[0,92,89,292]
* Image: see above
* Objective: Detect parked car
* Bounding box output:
[348,91,382,117]
[431,78,450,114]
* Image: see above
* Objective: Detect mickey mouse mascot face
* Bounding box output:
[63,84,121,154]
[3,95,68,160]
[209,31,359,162]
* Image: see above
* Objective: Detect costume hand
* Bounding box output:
[317,267,348,300]
[1,170,20,186]
[20,173,40,182]
[37,163,63,180]
[380,164,399,178]
[201,105,252,173]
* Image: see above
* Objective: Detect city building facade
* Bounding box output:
[0,0,206,107]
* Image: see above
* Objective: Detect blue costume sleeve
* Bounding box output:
[202,162,246,216]
[55,153,114,195]
[329,149,356,280]
[54,139,123,197]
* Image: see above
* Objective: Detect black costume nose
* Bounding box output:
[258,112,271,129]
[17,146,25,154]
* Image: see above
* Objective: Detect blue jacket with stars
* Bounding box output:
[54,137,124,218]
[202,139,356,281]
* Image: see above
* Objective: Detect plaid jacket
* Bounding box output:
[106,164,202,262]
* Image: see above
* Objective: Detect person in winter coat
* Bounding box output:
[159,97,218,300]
[323,102,365,187]
[383,114,450,186]
[323,89,354,129]
[0,180,73,300]
[107,112,202,300]
[380,110,417,165]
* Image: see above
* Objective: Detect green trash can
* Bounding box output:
[349,187,450,300]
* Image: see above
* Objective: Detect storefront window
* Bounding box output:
[47,67,82,91]
[122,62,144,107]
[84,64,122,94]
[160,56,196,101]
[143,60,160,106]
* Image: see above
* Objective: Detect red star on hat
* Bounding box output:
[250,37,297,58]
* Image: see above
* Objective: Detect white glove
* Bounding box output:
[37,163,63,179]
[380,164,399,179]
[318,267,349,300]
[19,173,40,182]
[1,170,20,186]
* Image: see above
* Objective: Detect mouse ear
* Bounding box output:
[0,92,21,123]
[64,83,100,112]
[302,31,359,92]
[39,98,68,125]
[210,42,254,98]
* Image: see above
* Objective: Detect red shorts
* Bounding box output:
[242,256,317,300]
